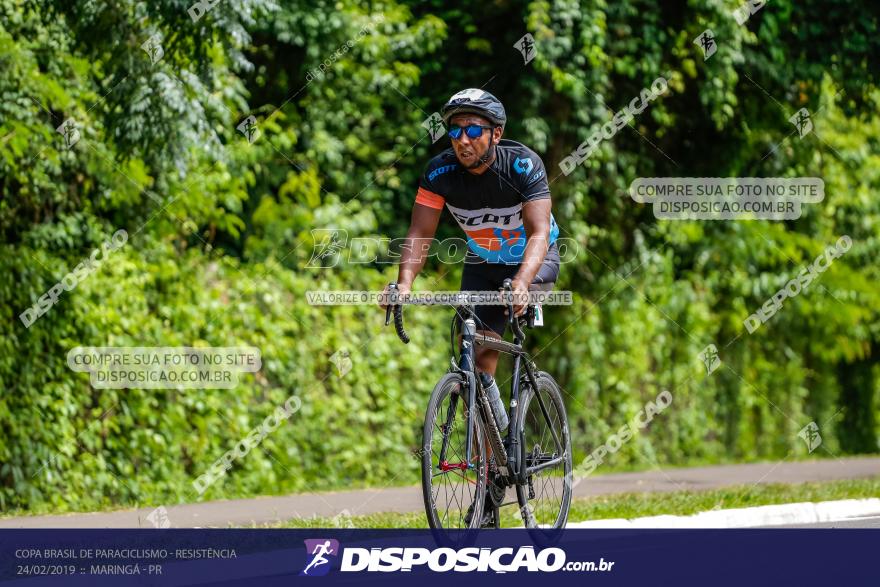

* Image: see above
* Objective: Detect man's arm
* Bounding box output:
[397,203,442,286]
[380,203,441,309]
[510,198,552,315]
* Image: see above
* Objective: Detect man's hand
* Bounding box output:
[505,277,530,318]
[379,282,411,310]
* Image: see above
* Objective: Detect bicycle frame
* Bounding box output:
[384,280,566,485]
[452,303,565,485]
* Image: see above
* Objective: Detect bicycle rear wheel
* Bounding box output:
[421,373,487,534]
[515,371,572,543]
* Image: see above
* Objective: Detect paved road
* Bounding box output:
[1,457,878,528]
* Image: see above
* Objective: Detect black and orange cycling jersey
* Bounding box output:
[415,139,560,264]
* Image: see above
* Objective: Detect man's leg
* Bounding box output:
[475,330,502,376]
[459,260,507,469]
[472,330,504,467]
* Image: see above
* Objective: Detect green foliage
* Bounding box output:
[1,0,878,513]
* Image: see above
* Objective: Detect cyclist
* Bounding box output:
[381,88,561,526]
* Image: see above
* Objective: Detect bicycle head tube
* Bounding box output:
[459,316,477,372]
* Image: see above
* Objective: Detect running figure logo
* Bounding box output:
[237,115,260,143]
[515,33,537,65]
[697,344,721,375]
[694,29,716,60]
[56,118,81,149]
[300,539,340,576]
[140,33,164,65]
[422,112,446,143]
[789,108,813,138]
[798,422,822,453]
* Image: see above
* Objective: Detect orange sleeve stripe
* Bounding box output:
[415,187,445,209]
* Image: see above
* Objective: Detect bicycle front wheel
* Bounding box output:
[421,373,487,532]
[515,371,572,539]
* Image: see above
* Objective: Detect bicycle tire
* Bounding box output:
[514,371,572,543]
[421,372,488,535]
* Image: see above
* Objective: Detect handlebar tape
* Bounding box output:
[394,303,410,344]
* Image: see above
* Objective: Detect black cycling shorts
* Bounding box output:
[460,243,560,336]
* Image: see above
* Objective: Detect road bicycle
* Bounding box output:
[385,279,572,544]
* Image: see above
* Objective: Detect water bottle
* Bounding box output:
[479,372,509,431]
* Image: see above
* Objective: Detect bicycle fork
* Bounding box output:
[458,316,479,470]
[436,317,478,472]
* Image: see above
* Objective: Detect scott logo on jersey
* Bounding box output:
[446,203,528,261]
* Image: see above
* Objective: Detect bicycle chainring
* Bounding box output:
[488,477,506,508]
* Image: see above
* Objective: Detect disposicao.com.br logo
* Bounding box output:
[300,539,615,574]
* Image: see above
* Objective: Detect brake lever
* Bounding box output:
[501,278,526,340]
[384,283,397,326]
[383,283,409,344]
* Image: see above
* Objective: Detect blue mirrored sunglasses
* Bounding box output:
[448,124,494,140]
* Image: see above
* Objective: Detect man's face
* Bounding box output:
[449,114,502,169]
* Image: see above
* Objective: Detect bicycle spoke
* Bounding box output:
[518,378,570,530]
[449,469,478,485]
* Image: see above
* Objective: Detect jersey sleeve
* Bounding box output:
[415,161,446,210]
[514,151,550,202]
[415,186,445,209]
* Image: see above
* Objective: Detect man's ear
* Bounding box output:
[493,126,503,145]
